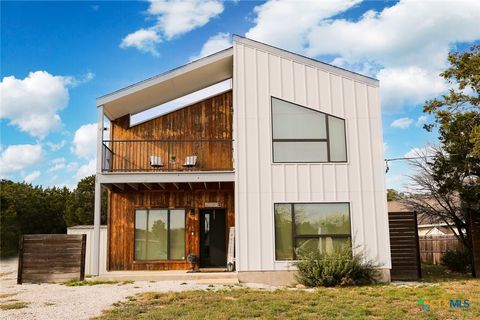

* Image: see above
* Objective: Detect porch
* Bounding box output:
[104,181,235,273]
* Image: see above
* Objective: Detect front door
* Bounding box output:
[199,209,226,268]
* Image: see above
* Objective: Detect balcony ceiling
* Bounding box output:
[97,47,233,120]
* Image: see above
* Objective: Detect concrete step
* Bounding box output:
[95,271,239,284]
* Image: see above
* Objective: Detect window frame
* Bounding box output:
[270,96,348,163]
[133,208,186,261]
[274,202,352,261]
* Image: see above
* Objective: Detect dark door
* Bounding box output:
[199,209,226,267]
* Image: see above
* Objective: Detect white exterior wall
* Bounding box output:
[233,39,391,272]
[68,226,107,275]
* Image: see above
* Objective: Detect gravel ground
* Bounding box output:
[0,258,274,320]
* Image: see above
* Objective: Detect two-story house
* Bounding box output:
[92,36,391,285]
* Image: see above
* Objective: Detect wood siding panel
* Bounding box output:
[108,183,234,270]
[17,234,86,284]
[108,91,233,172]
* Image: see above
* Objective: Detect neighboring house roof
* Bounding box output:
[97,35,378,120]
[387,200,454,226]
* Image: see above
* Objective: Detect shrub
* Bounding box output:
[441,249,471,273]
[293,246,380,287]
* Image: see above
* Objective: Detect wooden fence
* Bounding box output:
[419,235,463,265]
[388,212,421,281]
[17,234,86,284]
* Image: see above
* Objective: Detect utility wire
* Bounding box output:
[384,155,437,173]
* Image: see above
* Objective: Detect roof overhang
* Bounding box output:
[97,47,233,120]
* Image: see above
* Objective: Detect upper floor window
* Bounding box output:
[271,97,347,163]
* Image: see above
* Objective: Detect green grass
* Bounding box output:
[0,301,30,310]
[421,264,471,282]
[97,279,480,320]
[63,279,134,286]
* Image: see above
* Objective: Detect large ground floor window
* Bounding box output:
[134,208,186,260]
[274,203,351,260]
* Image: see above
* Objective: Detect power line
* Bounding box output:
[384,155,437,173]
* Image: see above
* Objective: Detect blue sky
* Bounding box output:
[1,0,479,190]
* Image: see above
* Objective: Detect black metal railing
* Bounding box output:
[102,139,233,172]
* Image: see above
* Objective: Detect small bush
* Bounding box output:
[293,246,380,287]
[441,249,471,273]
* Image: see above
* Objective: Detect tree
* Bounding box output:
[0,180,69,257]
[65,175,107,226]
[387,189,399,202]
[405,45,480,255]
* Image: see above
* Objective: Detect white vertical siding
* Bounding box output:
[233,40,390,272]
[67,226,107,275]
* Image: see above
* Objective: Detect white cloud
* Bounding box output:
[148,0,224,39]
[0,71,93,138]
[47,140,66,151]
[245,0,480,112]
[404,146,436,158]
[75,159,96,181]
[67,162,79,171]
[377,66,447,112]
[416,115,428,127]
[48,161,66,172]
[121,0,224,55]
[390,117,413,129]
[0,71,68,138]
[246,0,361,54]
[190,32,231,61]
[72,123,97,159]
[120,28,161,56]
[24,170,41,183]
[0,144,43,176]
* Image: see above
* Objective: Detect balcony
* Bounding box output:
[102,139,233,173]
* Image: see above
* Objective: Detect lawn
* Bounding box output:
[97,273,480,320]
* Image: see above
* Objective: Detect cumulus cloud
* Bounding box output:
[72,123,97,159]
[120,28,161,56]
[121,0,224,55]
[75,159,96,181]
[190,32,231,61]
[0,71,93,138]
[245,0,480,113]
[377,66,447,112]
[390,117,413,129]
[24,170,41,183]
[0,144,43,177]
[247,0,361,54]
[0,71,68,138]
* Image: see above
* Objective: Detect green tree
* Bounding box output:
[0,180,69,257]
[65,175,107,226]
[386,189,399,202]
[406,45,479,256]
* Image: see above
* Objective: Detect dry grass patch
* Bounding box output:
[97,280,480,320]
[0,301,29,310]
[0,293,17,299]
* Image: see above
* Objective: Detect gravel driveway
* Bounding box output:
[0,258,270,320]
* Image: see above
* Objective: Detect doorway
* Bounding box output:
[199,209,226,268]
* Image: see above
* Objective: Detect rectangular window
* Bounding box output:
[274,203,351,260]
[271,97,347,163]
[134,208,186,260]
